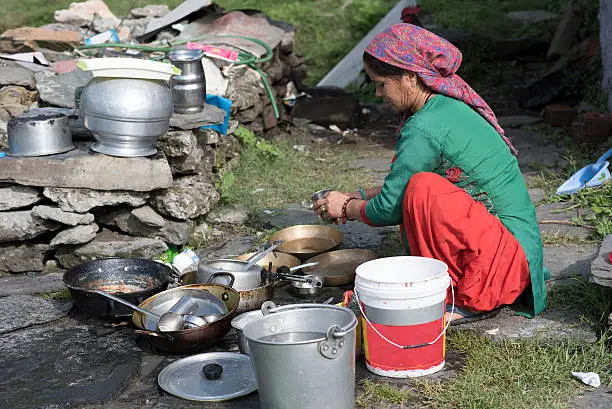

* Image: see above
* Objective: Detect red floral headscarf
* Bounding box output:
[365,23,517,156]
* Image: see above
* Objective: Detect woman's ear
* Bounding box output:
[400,71,418,92]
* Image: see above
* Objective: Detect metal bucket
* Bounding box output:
[243,302,357,409]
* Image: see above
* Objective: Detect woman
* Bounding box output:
[315,24,547,323]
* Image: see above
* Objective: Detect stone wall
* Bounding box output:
[0,128,241,273]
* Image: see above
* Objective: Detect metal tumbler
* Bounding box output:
[312,188,337,223]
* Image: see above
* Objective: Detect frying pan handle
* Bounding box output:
[207,272,235,288]
[134,329,175,341]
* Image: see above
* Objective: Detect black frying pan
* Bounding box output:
[63,258,174,318]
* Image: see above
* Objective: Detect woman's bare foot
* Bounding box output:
[445,311,465,323]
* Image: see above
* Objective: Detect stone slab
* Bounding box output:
[55,229,168,269]
[0,322,141,409]
[44,187,149,213]
[0,59,35,88]
[569,388,612,409]
[0,243,48,273]
[0,144,172,191]
[196,235,256,260]
[0,185,42,211]
[0,295,71,334]
[149,175,220,220]
[590,234,612,287]
[348,157,391,172]
[528,187,547,204]
[34,69,92,108]
[0,272,65,297]
[544,244,600,281]
[0,210,61,242]
[169,103,226,130]
[206,203,249,225]
[536,202,593,239]
[454,307,597,344]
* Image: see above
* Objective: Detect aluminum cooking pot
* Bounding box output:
[80,77,173,157]
[8,109,75,156]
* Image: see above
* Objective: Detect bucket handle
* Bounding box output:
[261,301,357,338]
[353,278,455,350]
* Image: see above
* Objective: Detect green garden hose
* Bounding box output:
[77,34,279,118]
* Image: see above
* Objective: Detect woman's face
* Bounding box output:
[364,64,416,113]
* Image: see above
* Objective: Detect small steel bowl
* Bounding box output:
[290,275,325,298]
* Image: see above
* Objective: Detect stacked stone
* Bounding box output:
[0,125,244,274]
[226,31,307,137]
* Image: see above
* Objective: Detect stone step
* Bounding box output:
[544,244,599,281]
[453,307,597,345]
[0,294,72,334]
[0,272,65,297]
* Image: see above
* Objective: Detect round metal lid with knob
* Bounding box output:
[157,352,257,401]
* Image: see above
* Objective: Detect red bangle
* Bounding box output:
[342,197,356,221]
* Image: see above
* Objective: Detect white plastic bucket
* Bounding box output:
[355,256,451,378]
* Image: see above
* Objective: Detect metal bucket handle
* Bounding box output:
[260,301,357,338]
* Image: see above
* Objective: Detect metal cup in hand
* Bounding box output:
[312,189,337,223]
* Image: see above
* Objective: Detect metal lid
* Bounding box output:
[158,352,257,401]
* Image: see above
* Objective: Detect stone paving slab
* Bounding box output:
[0,320,142,409]
[0,143,173,192]
[0,295,71,334]
[536,202,594,239]
[454,307,597,344]
[590,234,612,287]
[348,157,392,172]
[544,244,599,281]
[569,387,612,409]
[0,272,65,297]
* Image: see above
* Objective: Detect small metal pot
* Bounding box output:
[231,310,264,354]
[197,259,263,290]
[290,275,325,298]
[8,109,74,156]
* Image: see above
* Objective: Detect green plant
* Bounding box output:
[233,126,283,159]
[356,379,413,407]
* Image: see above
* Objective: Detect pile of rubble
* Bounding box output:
[0,0,308,275]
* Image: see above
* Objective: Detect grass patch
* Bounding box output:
[415,330,611,409]
[41,288,72,301]
[548,277,612,333]
[220,141,375,212]
[540,232,594,247]
[356,379,413,408]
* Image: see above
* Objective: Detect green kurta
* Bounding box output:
[364,95,547,317]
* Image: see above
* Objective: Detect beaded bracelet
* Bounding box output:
[359,188,366,200]
[342,197,357,222]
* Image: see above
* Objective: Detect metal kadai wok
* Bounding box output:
[132,283,240,354]
[63,258,174,318]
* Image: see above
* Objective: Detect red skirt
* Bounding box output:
[402,172,531,312]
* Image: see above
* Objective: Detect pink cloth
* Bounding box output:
[365,23,517,156]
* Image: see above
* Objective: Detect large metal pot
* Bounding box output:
[244,302,357,409]
[80,77,173,157]
[8,109,74,156]
[132,283,240,354]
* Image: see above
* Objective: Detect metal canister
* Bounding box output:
[312,188,337,223]
[168,49,206,114]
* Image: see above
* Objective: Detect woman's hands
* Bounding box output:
[314,191,350,223]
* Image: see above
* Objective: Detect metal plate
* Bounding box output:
[158,352,257,401]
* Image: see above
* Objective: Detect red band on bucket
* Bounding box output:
[363,316,446,372]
